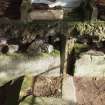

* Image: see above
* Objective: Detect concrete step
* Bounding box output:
[62,74,76,103]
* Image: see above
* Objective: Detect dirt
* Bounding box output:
[74,77,105,105]
[32,76,62,97]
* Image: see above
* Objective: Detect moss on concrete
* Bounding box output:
[0,51,60,87]
[19,96,71,105]
[63,21,105,38]
[20,76,33,97]
[74,43,89,55]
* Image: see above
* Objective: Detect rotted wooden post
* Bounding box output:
[61,35,76,101]
[21,0,31,22]
[61,35,75,76]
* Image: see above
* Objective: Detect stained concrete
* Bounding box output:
[62,74,77,103]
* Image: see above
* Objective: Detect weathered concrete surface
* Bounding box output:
[62,75,77,103]
[0,53,60,86]
[28,10,64,20]
[19,96,76,105]
[75,50,105,77]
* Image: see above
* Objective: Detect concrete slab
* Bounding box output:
[28,10,64,20]
[62,74,77,103]
[75,50,105,77]
[0,53,60,86]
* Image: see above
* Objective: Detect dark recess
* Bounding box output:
[0,0,22,19]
